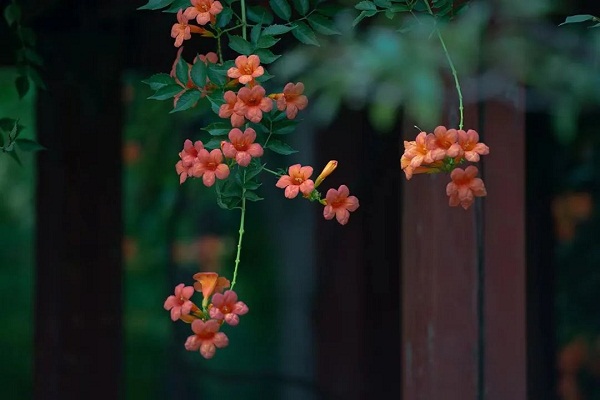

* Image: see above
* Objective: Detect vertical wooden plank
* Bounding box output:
[34,2,124,398]
[402,107,480,400]
[482,92,527,399]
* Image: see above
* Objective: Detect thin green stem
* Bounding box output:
[263,167,280,176]
[423,0,464,130]
[230,170,247,291]
[264,119,273,147]
[217,34,223,64]
[241,0,247,40]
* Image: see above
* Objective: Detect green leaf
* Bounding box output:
[355,1,377,11]
[4,3,20,26]
[170,90,201,113]
[164,0,190,12]
[385,9,395,19]
[374,0,392,8]
[291,0,309,15]
[256,35,280,48]
[559,14,596,26]
[216,7,233,27]
[204,138,225,150]
[148,84,182,100]
[245,162,264,180]
[142,73,176,90]
[291,21,319,46]
[251,23,262,44]
[228,34,255,55]
[353,10,376,26]
[190,60,207,87]
[272,119,298,134]
[255,70,274,83]
[244,191,264,201]
[270,0,292,20]
[202,122,232,136]
[7,149,22,166]
[16,138,45,152]
[244,180,262,190]
[266,139,297,155]
[308,14,340,35]
[247,6,274,24]
[589,22,600,28]
[138,0,174,10]
[207,65,228,87]
[254,48,281,64]
[207,94,225,114]
[175,56,189,86]
[389,5,409,12]
[0,118,21,138]
[16,75,29,99]
[262,24,295,36]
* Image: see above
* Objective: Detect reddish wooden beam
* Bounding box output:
[482,93,527,399]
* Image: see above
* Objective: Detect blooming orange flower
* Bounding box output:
[401,133,445,180]
[227,55,264,85]
[446,166,487,210]
[430,126,462,157]
[176,139,204,184]
[276,82,308,119]
[164,283,197,321]
[185,319,229,359]
[233,85,273,123]
[218,91,245,127]
[323,185,360,225]
[209,290,249,326]
[184,0,223,26]
[458,129,490,162]
[276,164,315,198]
[221,128,264,167]
[191,149,230,187]
[193,272,230,307]
[171,10,192,47]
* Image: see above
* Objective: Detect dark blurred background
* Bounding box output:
[1,0,600,399]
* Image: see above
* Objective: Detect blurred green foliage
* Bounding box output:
[0,67,36,399]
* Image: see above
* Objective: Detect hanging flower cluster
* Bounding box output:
[141,0,356,358]
[401,126,489,210]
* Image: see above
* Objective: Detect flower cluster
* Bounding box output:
[401,126,489,210]
[164,272,248,359]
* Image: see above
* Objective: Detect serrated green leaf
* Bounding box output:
[272,119,298,134]
[389,5,409,12]
[216,7,233,27]
[244,180,262,190]
[292,0,309,15]
[7,149,22,166]
[267,139,297,155]
[206,61,232,86]
[256,35,280,48]
[355,1,377,11]
[291,21,319,46]
[142,73,175,90]
[175,56,189,86]
[190,60,207,87]
[262,24,295,35]
[204,138,225,150]
[308,14,340,35]
[254,48,280,64]
[203,122,232,136]
[559,14,596,26]
[16,75,29,99]
[270,0,292,20]
[4,3,20,26]
[148,84,182,100]
[228,34,255,55]
[385,9,395,19]
[170,90,201,113]
[16,138,45,152]
[374,0,392,8]
[251,23,262,44]
[0,118,19,135]
[247,6,274,24]
[207,94,225,114]
[353,10,376,26]
[138,0,174,10]
[164,0,190,12]
[244,191,264,201]
[245,162,264,180]
[255,70,274,82]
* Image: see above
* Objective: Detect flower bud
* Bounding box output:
[315,160,338,188]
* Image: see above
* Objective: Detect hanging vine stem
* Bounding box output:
[423,0,464,130]
[230,169,247,290]
[241,0,247,40]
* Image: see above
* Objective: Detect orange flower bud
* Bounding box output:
[315,160,338,188]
